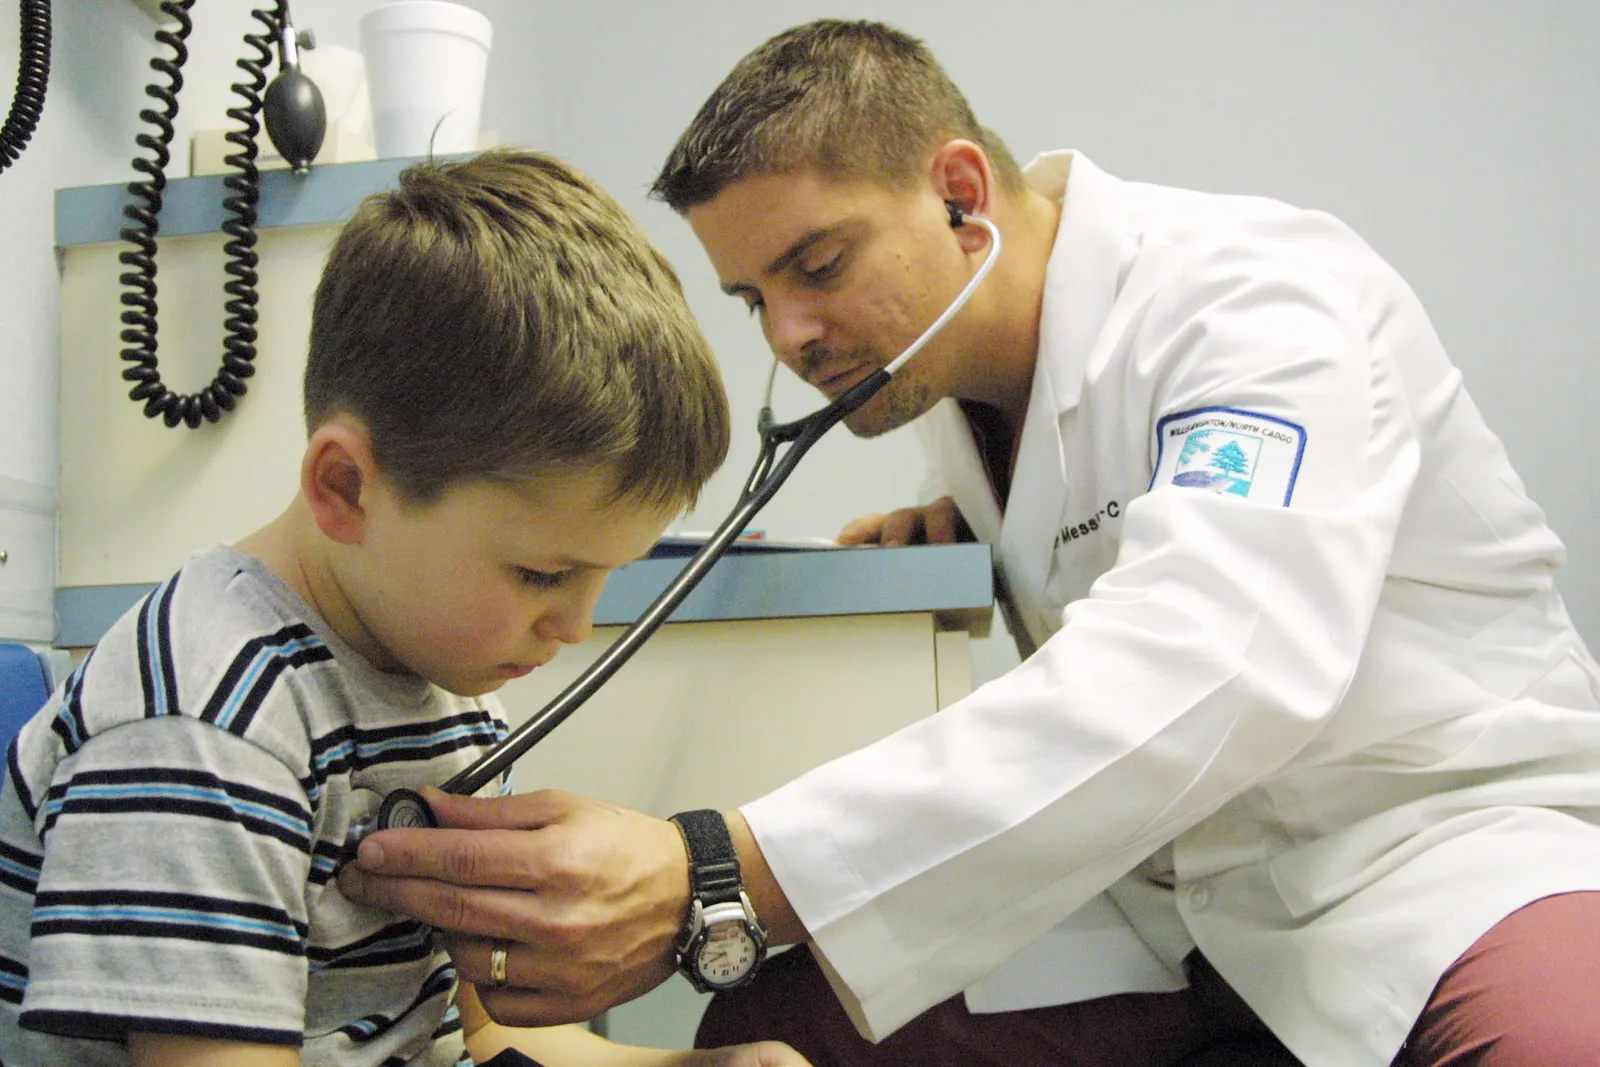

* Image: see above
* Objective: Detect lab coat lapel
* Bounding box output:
[997,154,1130,650]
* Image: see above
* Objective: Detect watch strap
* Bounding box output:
[670,809,743,907]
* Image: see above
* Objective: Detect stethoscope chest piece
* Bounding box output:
[377,788,438,830]
[342,786,437,861]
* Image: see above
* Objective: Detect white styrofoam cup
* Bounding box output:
[359,2,492,158]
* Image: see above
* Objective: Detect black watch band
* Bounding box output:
[671,808,744,907]
[669,809,767,993]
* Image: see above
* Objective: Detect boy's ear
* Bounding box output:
[302,418,379,545]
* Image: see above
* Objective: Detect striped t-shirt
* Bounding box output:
[0,545,509,1066]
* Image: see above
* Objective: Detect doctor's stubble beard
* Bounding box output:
[799,348,938,439]
[844,373,934,438]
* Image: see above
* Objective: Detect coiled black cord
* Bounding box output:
[0,0,50,174]
[119,2,282,429]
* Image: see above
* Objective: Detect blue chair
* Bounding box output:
[0,642,52,749]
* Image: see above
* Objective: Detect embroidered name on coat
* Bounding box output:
[1053,501,1120,551]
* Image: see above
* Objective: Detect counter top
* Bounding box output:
[54,542,994,648]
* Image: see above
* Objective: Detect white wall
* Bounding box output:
[0,0,156,639]
[517,0,1600,646]
[4,0,1596,646]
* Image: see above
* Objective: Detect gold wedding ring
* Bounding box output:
[489,943,510,988]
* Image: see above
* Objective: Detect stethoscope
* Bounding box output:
[347,203,1001,844]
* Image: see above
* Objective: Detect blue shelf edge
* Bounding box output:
[54,543,994,648]
[55,155,466,248]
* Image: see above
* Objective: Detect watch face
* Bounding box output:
[695,920,760,987]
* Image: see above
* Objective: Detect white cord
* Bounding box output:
[759,212,1002,408]
[884,213,1001,376]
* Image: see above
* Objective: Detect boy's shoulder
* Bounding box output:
[49,545,339,754]
[103,542,332,683]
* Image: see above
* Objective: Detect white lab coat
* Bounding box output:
[741,152,1600,1067]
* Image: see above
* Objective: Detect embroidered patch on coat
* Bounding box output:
[1150,407,1306,505]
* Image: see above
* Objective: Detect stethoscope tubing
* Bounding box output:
[358,212,1000,837]
[441,366,893,797]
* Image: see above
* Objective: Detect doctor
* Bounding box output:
[340,19,1600,1067]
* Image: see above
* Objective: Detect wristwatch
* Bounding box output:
[669,809,768,993]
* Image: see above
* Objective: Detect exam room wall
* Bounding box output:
[4,1,1596,651]
[277,0,1600,649]
[517,0,1600,648]
[0,0,173,640]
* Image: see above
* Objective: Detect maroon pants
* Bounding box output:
[696,893,1600,1067]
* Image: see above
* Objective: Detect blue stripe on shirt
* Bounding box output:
[137,574,181,720]
[198,624,334,739]
[33,888,307,955]
[38,766,313,851]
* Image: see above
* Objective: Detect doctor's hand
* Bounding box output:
[336,788,688,1025]
[836,494,968,547]
[683,1042,815,1067]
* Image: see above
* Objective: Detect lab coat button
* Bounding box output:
[1184,884,1212,911]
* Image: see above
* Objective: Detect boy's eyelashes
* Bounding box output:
[516,566,574,589]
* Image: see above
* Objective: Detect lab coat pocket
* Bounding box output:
[1258,766,1402,920]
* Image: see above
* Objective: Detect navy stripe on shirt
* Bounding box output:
[47,647,96,763]
[18,1007,303,1047]
[0,838,41,896]
[33,888,308,956]
[0,950,27,1006]
[312,919,434,971]
[198,623,334,737]
[5,739,38,823]
[307,708,507,788]
[334,962,457,1044]
[38,766,313,851]
[136,574,182,721]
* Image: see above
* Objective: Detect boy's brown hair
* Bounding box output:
[306,149,729,508]
[651,19,1025,213]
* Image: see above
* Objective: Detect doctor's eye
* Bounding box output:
[517,566,572,589]
[799,253,842,286]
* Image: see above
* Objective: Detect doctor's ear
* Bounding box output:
[302,417,379,545]
[930,139,994,225]
[930,140,995,255]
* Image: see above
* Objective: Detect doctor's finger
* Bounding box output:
[349,825,557,889]
[449,933,528,990]
[879,506,930,546]
[473,955,676,1029]
[447,933,655,998]
[422,786,586,832]
[337,866,552,940]
[921,496,962,544]
[472,982,617,1028]
[835,512,886,545]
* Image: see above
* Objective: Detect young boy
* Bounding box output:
[0,150,807,1067]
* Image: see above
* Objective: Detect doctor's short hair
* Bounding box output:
[304,148,730,508]
[651,19,1024,212]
